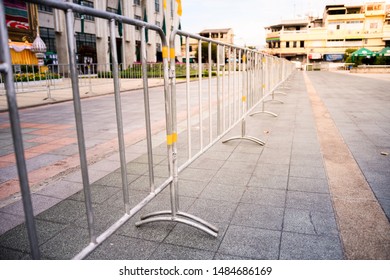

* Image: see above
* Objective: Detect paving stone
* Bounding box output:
[87,234,159,260]
[0,219,67,254]
[288,177,330,193]
[218,225,280,259]
[200,182,246,203]
[247,174,288,190]
[163,222,227,251]
[279,232,343,260]
[240,187,286,207]
[231,203,284,231]
[283,208,339,236]
[150,243,214,260]
[286,191,333,213]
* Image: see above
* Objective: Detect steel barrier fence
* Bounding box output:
[0,0,294,259]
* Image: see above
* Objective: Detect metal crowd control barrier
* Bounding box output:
[1,0,174,260]
[1,0,294,259]
[136,30,294,236]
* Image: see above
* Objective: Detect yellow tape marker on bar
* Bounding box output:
[170,48,175,59]
[262,58,266,63]
[162,46,168,59]
[242,55,246,62]
[166,133,178,145]
[262,84,266,89]
[242,96,247,102]
[167,134,173,145]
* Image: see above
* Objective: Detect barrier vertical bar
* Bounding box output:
[222,46,226,132]
[208,42,212,143]
[185,36,192,159]
[233,48,237,121]
[109,19,130,213]
[0,1,40,259]
[227,47,231,126]
[141,26,155,192]
[65,8,96,244]
[216,44,221,135]
[198,39,203,149]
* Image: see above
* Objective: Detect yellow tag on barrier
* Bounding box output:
[262,58,266,63]
[162,46,168,59]
[242,96,247,102]
[262,84,266,89]
[170,48,176,59]
[166,133,178,145]
[242,55,246,62]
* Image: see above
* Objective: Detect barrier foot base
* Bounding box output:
[250,110,278,117]
[264,99,284,104]
[43,97,57,101]
[274,91,287,95]
[136,210,218,237]
[222,135,265,146]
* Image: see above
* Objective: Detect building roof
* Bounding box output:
[199,28,233,34]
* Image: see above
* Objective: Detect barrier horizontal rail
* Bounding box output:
[0,0,294,260]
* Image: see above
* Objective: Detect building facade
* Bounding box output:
[182,28,235,62]
[265,1,390,63]
[7,0,182,68]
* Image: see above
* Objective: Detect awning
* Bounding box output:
[309,53,322,59]
[266,37,280,42]
[8,41,38,65]
[324,54,344,61]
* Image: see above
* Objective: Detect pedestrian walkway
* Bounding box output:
[0,78,165,111]
[0,71,389,260]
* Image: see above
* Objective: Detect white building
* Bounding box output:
[37,0,182,67]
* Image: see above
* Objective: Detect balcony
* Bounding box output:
[326,13,365,21]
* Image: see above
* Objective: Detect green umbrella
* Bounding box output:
[351,47,374,57]
[375,47,390,57]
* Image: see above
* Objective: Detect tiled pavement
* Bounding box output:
[0,71,389,260]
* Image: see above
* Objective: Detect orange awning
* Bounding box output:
[8,41,38,65]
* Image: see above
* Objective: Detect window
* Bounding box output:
[155,21,160,27]
[300,41,304,48]
[73,0,94,21]
[75,32,97,63]
[107,7,117,14]
[38,5,53,13]
[286,41,290,48]
[293,41,297,48]
[370,22,378,29]
[134,0,141,5]
[39,27,56,53]
[135,15,142,30]
[155,0,160,13]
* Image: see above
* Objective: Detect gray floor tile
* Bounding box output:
[218,225,280,259]
[163,222,227,251]
[187,198,237,224]
[247,174,288,190]
[200,182,246,203]
[240,187,286,207]
[284,208,339,236]
[286,191,333,213]
[231,203,284,231]
[87,234,158,260]
[288,177,330,193]
[280,232,343,260]
[150,243,214,260]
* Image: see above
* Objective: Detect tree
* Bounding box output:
[194,42,217,63]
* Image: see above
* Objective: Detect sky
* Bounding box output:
[180,0,389,48]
